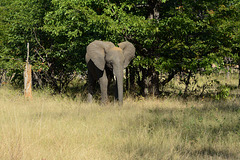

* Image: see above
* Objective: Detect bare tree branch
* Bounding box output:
[33,28,46,51]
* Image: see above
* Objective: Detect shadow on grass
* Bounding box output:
[144,102,240,159]
[183,146,239,159]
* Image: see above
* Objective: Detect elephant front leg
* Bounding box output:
[87,72,95,103]
[99,70,108,104]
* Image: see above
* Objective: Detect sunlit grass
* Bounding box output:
[0,86,240,159]
[164,72,240,99]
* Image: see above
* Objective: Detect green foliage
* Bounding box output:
[1,0,240,93]
[215,85,230,100]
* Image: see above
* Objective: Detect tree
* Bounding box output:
[1,0,239,97]
[120,0,237,96]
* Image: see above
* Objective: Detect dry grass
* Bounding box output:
[0,86,240,160]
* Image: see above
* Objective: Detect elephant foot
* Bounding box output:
[100,97,108,105]
[114,99,123,106]
[87,93,93,103]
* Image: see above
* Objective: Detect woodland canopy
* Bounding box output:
[0,0,240,96]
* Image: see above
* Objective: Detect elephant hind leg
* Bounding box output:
[99,70,108,104]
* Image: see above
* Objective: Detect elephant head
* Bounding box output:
[85,40,135,104]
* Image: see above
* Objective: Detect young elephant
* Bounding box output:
[85,40,135,105]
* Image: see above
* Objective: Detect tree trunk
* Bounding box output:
[160,71,176,88]
[148,0,160,19]
[184,71,192,97]
[130,66,136,92]
[148,68,160,96]
[238,60,240,88]
[137,67,147,97]
[125,68,129,91]
[33,71,43,88]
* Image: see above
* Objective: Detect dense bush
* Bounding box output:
[0,0,240,96]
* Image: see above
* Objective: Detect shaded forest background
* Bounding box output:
[1,0,240,98]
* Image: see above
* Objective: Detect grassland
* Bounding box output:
[0,85,240,160]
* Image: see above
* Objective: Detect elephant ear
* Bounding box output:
[118,41,136,68]
[86,40,115,71]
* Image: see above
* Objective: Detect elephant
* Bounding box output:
[85,40,135,105]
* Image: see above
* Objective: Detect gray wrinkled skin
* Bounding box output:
[85,40,135,105]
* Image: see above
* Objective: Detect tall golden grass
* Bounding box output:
[0,86,239,160]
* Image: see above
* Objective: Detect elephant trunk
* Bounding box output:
[114,67,124,105]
